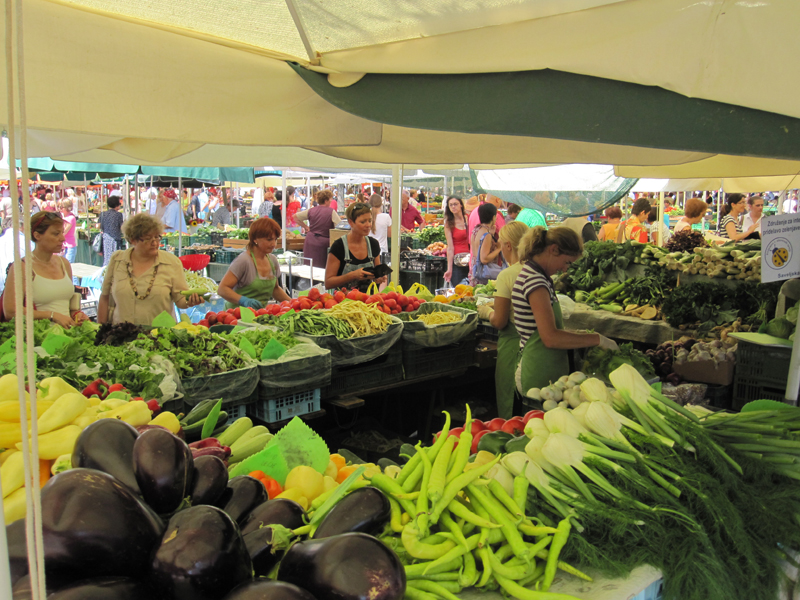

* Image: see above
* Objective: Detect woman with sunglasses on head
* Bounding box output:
[325,202,386,290]
[217,217,291,310]
[98,213,204,325]
[719,193,759,241]
[3,211,88,328]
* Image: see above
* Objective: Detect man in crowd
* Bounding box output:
[212,199,238,229]
[396,190,425,232]
[160,188,187,233]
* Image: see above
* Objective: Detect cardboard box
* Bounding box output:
[673,360,735,386]
[222,238,248,248]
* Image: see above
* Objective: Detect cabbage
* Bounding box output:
[786,304,798,325]
[766,317,794,340]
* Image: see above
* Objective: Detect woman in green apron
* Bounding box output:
[217,217,292,309]
[476,221,529,419]
[325,202,386,291]
[510,226,618,394]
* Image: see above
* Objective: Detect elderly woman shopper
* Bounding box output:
[98,195,124,267]
[296,189,341,269]
[217,217,291,309]
[98,213,203,325]
[4,211,88,328]
[673,197,708,234]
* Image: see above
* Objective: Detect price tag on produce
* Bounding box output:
[761,213,800,283]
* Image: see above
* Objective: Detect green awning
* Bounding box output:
[291,65,800,161]
[20,160,255,184]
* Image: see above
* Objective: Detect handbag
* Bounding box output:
[453,252,470,267]
[473,233,505,282]
[92,233,103,254]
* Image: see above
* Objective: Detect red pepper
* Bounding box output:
[248,470,283,499]
[189,438,221,450]
[131,397,144,402]
[107,383,126,393]
[82,378,109,399]
[146,399,161,414]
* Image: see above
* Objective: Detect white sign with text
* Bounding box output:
[761,213,800,283]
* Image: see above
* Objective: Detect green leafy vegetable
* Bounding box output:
[582,342,655,380]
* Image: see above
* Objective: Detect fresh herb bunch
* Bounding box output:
[224,327,298,356]
[661,280,782,328]
[622,266,676,307]
[664,230,707,253]
[582,342,655,379]
[563,241,645,292]
[447,299,477,311]
[416,225,446,245]
[94,322,150,346]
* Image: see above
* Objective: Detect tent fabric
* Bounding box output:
[616,156,800,180]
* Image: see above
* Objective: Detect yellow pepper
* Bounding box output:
[71,406,99,429]
[148,411,181,434]
[322,475,338,492]
[37,393,87,434]
[1,451,24,498]
[0,449,18,466]
[16,425,82,460]
[284,465,324,502]
[276,487,309,510]
[0,423,23,449]
[36,377,80,403]
[0,400,54,422]
[97,401,151,427]
[4,486,27,524]
[0,374,28,404]
[98,398,128,411]
[86,395,101,407]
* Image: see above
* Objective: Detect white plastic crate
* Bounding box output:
[247,388,321,423]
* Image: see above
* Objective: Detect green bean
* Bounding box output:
[415,444,434,537]
[494,573,582,600]
[513,475,529,514]
[488,479,524,522]
[405,557,463,579]
[401,523,456,560]
[541,518,572,591]
[429,455,501,524]
[428,435,456,507]
[439,509,469,550]
[467,483,530,563]
[407,580,462,600]
[446,405,473,483]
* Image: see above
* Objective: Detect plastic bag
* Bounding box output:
[407,282,434,302]
[257,337,332,398]
[398,303,478,348]
[557,294,576,319]
[297,316,404,367]
[182,365,259,409]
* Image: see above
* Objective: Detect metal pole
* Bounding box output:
[123,176,130,220]
[443,176,448,199]
[390,165,403,285]
[281,172,287,251]
[178,177,183,256]
[657,191,665,247]
[778,190,787,215]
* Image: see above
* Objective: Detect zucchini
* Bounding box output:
[183,411,229,442]
[181,398,219,426]
[229,432,273,464]
[216,417,253,447]
[230,425,270,453]
[599,303,623,313]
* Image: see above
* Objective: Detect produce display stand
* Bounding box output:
[564,303,690,345]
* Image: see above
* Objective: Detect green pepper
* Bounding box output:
[504,435,529,454]
[477,431,513,454]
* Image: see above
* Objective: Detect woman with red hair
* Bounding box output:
[217,217,291,309]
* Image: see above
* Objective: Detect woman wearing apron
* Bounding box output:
[296,189,341,270]
[476,221,528,419]
[325,202,386,290]
[217,217,292,309]
[511,227,618,393]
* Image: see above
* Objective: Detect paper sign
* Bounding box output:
[761,213,800,283]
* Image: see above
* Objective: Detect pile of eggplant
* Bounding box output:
[8,419,406,600]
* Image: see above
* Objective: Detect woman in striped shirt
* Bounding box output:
[719,194,759,241]
[512,227,618,393]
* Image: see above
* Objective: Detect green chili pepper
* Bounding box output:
[200,399,223,440]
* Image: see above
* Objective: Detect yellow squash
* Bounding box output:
[37,393,87,434]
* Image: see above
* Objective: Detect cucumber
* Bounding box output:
[181,399,219,426]
[229,432,274,464]
[230,425,270,453]
[378,457,400,471]
[217,417,253,447]
[184,411,229,442]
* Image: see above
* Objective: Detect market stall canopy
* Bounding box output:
[631,177,800,194]
[3,0,800,168]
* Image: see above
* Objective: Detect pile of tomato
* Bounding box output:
[434,410,545,454]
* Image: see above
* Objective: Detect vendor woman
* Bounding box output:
[217,217,291,310]
[476,221,528,419]
[325,202,386,290]
[513,227,618,392]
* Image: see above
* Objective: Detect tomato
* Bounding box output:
[501,418,526,436]
[320,293,333,303]
[324,299,336,309]
[206,314,217,325]
[300,298,313,310]
[469,420,487,436]
[471,429,491,454]
[386,292,398,301]
[224,315,236,325]
[523,410,545,424]
[366,295,380,304]
[384,298,397,309]
[216,311,228,322]
[312,301,324,310]
[334,290,346,303]
[205,311,217,321]
[419,299,427,304]
[228,318,238,326]
[485,418,506,432]
[198,319,209,327]
[404,304,415,312]
[308,288,321,301]
[397,294,409,307]
[448,427,464,439]
[232,307,241,319]
[382,306,391,314]
[290,300,302,311]
[255,308,267,316]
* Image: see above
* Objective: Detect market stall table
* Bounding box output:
[565,303,689,345]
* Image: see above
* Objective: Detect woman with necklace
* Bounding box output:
[217,217,291,309]
[325,202,386,290]
[98,213,203,325]
[3,211,87,328]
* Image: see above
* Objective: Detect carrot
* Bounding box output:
[39,459,52,488]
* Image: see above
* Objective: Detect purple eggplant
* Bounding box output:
[217,475,268,525]
[224,579,318,600]
[8,469,164,587]
[71,419,141,494]
[133,427,194,514]
[240,498,306,536]
[278,533,406,600]
[14,576,152,600]
[150,505,253,600]
[243,527,284,577]
[191,455,229,506]
[312,487,390,539]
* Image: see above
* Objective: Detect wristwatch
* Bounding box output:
[49,311,54,321]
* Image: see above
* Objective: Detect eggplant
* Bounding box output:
[8,469,164,587]
[191,455,230,506]
[133,428,194,514]
[244,527,284,577]
[224,579,318,600]
[278,533,405,600]
[71,419,141,494]
[240,498,306,536]
[151,505,253,600]
[312,487,390,539]
[218,475,268,524]
[14,576,152,600]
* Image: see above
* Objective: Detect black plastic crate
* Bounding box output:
[210,231,225,246]
[402,335,477,379]
[735,341,792,387]
[322,343,404,398]
[732,376,798,411]
[705,384,732,410]
[422,256,447,272]
[477,323,499,343]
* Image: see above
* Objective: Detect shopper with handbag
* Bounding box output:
[470,203,506,285]
[443,196,470,286]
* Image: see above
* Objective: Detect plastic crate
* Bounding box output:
[215,249,241,265]
[732,376,797,410]
[735,341,792,387]
[210,231,225,246]
[227,403,251,420]
[422,256,447,272]
[402,335,476,379]
[322,343,404,398]
[247,388,321,424]
[207,262,229,282]
[704,384,732,410]
[477,323,499,342]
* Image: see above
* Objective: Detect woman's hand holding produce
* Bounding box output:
[597,334,618,351]
[52,312,76,329]
[239,296,264,310]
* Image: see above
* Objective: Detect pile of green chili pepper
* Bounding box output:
[365,407,588,600]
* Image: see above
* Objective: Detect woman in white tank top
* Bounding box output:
[3,211,88,328]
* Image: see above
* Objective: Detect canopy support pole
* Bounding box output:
[285,0,317,63]
[123,176,130,221]
[178,176,182,256]
[390,165,403,286]
[657,191,665,247]
[281,172,287,251]
[779,190,787,215]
